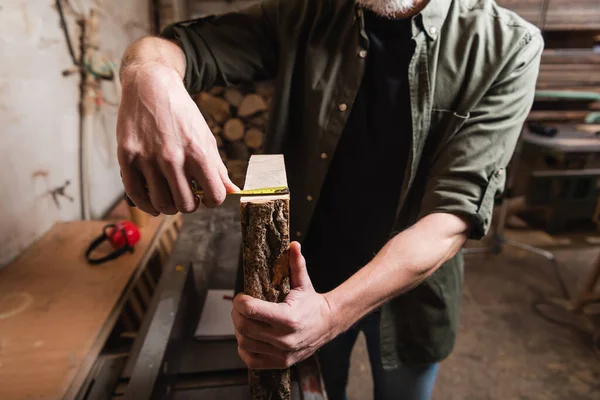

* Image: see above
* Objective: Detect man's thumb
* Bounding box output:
[289,242,312,290]
[218,161,241,193]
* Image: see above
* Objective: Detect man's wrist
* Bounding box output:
[323,290,354,336]
[120,61,186,93]
[120,37,186,83]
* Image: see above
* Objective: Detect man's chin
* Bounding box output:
[355,0,417,18]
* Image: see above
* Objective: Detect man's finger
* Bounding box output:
[187,150,227,208]
[237,347,271,370]
[235,330,285,357]
[158,156,198,213]
[233,294,290,327]
[139,162,177,215]
[120,164,158,216]
[238,347,294,370]
[231,308,273,342]
[289,242,312,290]
[218,160,241,193]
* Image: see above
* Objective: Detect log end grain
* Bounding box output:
[197,92,231,123]
[238,94,268,118]
[223,118,246,142]
[244,128,265,150]
[224,87,245,107]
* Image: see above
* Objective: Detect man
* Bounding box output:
[117,0,542,398]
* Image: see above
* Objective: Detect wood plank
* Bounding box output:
[240,155,291,400]
[541,49,600,64]
[496,0,545,27]
[545,0,600,30]
[0,216,164,400]
[528,110,592,122]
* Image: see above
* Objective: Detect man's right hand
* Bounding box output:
[116,39,239,216]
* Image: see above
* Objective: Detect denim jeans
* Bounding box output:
[318,310,439,400]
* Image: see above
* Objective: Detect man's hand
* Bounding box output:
[117,38,239,216]
[232,242,337,369]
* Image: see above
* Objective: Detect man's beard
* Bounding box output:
[355,0,416,18]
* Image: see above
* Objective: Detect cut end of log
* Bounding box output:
[197,92,231,123]
[238,94,268,118]
[224,87,244,107]
[244,128,265,150]
[223,118,246,142]
[241,155,288,203]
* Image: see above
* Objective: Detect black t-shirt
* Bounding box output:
[303,11,415,293]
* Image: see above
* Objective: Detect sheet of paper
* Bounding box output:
[194,289,236,340]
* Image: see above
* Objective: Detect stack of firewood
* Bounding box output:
[194,82,274,187]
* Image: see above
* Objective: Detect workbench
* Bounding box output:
[0,202,181,400]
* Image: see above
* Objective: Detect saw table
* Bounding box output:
[90,198,325,400]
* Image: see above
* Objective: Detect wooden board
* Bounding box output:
[0,216,164,400]
[541,49,600,65]
[495,0,545,27]
[537,64,600,90]
[240,155,291,400]
[545,0,600,30]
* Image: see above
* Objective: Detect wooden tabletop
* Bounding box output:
[0,216,163,400]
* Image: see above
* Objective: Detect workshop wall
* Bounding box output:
[0,0,150,267]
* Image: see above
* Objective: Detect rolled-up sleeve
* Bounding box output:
[160,0,280,93]
[418,32,544,239]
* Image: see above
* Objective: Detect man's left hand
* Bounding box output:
[232,242,338,370]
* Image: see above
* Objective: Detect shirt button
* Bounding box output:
[307,195,313,202]
[338,103,348,112]
[429,26,437,35]
[496,168,504,176]
[320,152,328,160]
[359,49,368,58]
[296,231,302,238]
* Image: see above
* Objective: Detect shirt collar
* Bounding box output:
[417,0,453,40]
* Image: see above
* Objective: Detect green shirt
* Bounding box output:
[162,0,543,366]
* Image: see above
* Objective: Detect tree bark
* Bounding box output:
[240,156,291,400]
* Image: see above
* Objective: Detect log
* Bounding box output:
[223,118,246,142]
[244,128,264,150]
[226,141,250,162]
[247,112,269,130]
[240,155,291,400]
[238,94,268,118]
[224,88,245,107]
[196,92,231,123]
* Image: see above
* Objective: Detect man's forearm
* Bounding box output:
[324,213,469,333]
[120,36,186,81]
